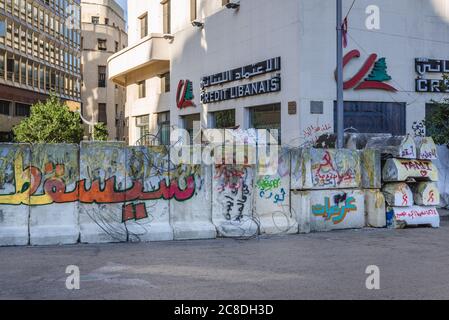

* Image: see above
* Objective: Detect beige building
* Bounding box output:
[81,0,127,141]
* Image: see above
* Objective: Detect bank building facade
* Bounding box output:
[108,0,449,146]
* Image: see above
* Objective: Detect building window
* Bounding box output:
[115,41,119,52]
[162,0,171,34]
[212,109,236,129]
[333,101,406,136]
[138,80,146,98]
[97,39,107,51]
[15,103,31,117]
[0,20,5,37]
[104,18,109,25]
[0,100,10,116]
[161,72,170,93]
[157,112,170,145]
[249,103,281,143]
[0,51,4,78]
[139,13,148,38]
[182,113,201,144]
[91,16,99,24]
[190,0,197,22]
[98,103,107,124]
[98,65,106,87]
[136,115,150,145]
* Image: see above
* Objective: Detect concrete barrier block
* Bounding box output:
[254,148,298,235]
[383,159,439,182]
[360,149,382,189]
[125,146,173,242]
[0,144,31,246]
[366,135,417,159]
[29,144,80,245]
[364,190,386,228]
[290,148,304,190]
[387,206,440,229]
[212,164,258,238]
[382,183,414,207]
[79,142,128,244]
[291,191,311,234]
[415,137,438,160]
[170,161,216,240]
[412,182,440,206]
[310,189,365,232]
[346,133,392,150]
[303,149,361,190]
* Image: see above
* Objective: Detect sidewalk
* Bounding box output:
[440,208,449,218]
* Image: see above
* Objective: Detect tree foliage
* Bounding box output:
[425,98,449,147]
[426,74,449,147]
[13,94,84,144]
[93,123,109,141]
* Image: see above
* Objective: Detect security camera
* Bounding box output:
[191,20,204,28]
[225,1,240,9]
[163,34,174,41]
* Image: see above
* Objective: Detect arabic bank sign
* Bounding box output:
[200,57,281,104]
[415,58,449,93]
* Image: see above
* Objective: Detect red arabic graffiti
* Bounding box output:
[314,151,355,187]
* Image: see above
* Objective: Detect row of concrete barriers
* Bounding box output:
[0,139,441,246]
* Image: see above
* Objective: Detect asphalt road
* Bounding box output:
[1,219,449,300]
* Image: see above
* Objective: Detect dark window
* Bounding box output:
[333,101,406,135]
[98,65,106,87]
[249,103,281,143]
[15,103,31,117]
[157,112,170,145]
[115,41,119,52]
[91,16,99,24]
[104,18,109,25]
[98,103,107,124]
[213,109,235,129]
[0,100,10,115]
[182,113,201,144]
[97,39,107,51]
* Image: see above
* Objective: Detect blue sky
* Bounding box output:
[116,0,127,19]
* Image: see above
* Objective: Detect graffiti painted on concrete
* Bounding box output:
[312,195,357,225]
[0,153,196,222]
[312,151,358,188]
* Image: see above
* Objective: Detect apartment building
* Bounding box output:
[80,0,127,141]
[108,0,449,146]
[0,0,82,142]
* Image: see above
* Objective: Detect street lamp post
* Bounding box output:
[336,0,345,149]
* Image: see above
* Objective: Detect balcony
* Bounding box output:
[108,34,170,86]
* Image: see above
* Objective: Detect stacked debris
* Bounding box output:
[373,135,441,229]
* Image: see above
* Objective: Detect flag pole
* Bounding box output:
[336,0,345,149]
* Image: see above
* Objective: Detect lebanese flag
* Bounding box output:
[342,17,348,48]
